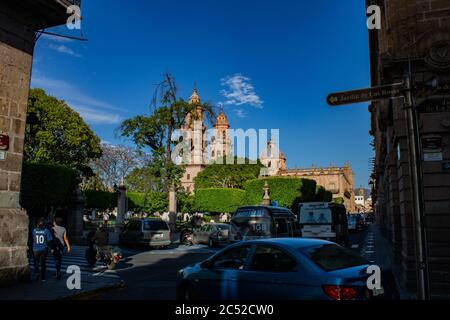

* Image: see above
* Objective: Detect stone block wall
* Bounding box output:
[0,4,35,286]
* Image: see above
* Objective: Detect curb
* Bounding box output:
[59,280,126,300]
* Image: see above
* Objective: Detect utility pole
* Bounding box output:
[403,66,430,300]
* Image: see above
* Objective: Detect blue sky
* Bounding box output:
[31,0,373,188]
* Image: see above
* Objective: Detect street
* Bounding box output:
[91,227,376,300]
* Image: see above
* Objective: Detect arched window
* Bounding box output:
[268,161,272,168]
[187,174,191,180]
[212,150,215,157]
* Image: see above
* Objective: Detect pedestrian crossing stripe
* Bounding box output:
[28,246,119,279]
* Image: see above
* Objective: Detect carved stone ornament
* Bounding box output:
[425,40,450,70]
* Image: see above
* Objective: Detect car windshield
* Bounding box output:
[299,208,332,224]
[231,209,271,237]
[300,244,369,271]
[143,220,169,231]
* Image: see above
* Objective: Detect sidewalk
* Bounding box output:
[0,272,124,300]
[0,245,125,300]
[362,224,416,300]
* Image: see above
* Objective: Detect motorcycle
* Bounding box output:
[180,229,194,246]
[85,237,122,270]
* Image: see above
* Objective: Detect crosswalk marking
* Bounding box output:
[28,246,119,279]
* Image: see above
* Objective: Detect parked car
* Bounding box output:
[298,202,349,246]
[177,238,399,300]
[119,218,171,249]
[192,223,231,247]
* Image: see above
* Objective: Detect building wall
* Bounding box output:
[368,0,450,297]
[0,1,74,286]
[283,165,356,212]
[0,4,35,286]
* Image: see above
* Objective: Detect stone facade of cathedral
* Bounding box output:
[179,86,356,212]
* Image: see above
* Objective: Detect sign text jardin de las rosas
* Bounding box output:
[327,83,404,106]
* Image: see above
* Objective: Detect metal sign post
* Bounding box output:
[403,74,430,301]
[327,78,430,300]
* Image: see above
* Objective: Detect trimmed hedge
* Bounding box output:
[243,177,317,210]
[84,190,117,210]
[20,162,78,210]
[194,188,246,213]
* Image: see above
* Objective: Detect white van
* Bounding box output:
[298,202,349,246]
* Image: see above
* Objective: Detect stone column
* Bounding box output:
[116,180,126,225]
[168,185,177,233]
[0,6,36,286]
[68,183,85,244]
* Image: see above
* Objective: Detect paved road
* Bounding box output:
[93,244,217,300]
[92,229,372,300]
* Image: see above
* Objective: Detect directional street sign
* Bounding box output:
[327,83,404,106]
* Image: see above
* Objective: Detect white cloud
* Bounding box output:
[31,74,124,125]
[71,105,121,125]
[235,108,247,118]
[220,74,263,108]
[48,44,82,58]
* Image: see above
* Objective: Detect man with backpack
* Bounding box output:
[52,217,71,280]
[32,218,53,282]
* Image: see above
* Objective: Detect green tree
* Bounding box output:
[119,73,215,192]
[126,165,163,193]
[194,159,263,189]
[25,89,102,170]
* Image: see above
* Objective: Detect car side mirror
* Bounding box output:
[200,260,212,269]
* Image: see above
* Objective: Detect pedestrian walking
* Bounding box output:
[52,217,71,280]
[32,218,53,282]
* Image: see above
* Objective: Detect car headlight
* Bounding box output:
[178,269,184,275]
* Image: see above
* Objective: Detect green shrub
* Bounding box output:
[20,162,78,211]
[194,188,246,213]
[333,197,345,205]
[243,177,317,210]
[84,190,117,210]
[323,191,333,202]
[177,192,195,213]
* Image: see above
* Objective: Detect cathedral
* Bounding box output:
[179,85,356,211]
[179,86,233,193]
